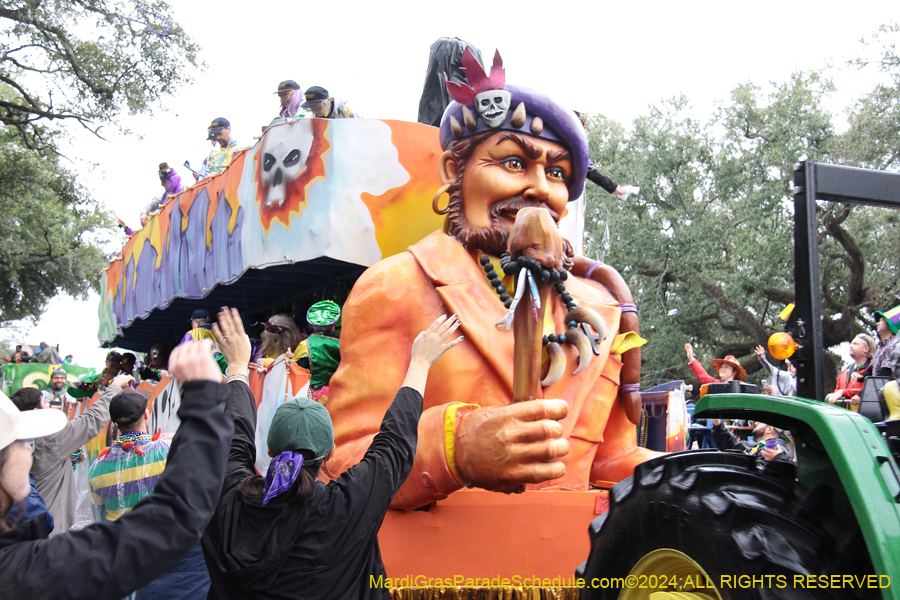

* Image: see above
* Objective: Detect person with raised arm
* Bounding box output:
[202,308,462,599]
[0,340,232,600]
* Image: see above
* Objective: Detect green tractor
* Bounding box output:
[578,162,900,599]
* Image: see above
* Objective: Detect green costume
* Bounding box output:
[297,333,341,389]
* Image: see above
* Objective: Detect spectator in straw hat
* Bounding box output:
[684,343,747,384]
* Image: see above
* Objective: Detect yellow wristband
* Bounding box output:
[444,403,478,486]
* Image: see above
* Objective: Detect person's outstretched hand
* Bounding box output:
[684,342,694,362]
[111,374,135,388]
[169,340,222,383]
[411,314,463,366]
[754,345,766,357]
[401,314,463,394]
[212,307,251,369]
[761,445,783,461]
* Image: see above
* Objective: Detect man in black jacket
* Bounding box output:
[0,340,233,600]
[710,419,792,465]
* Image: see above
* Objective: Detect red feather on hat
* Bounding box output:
[445,49,506,105]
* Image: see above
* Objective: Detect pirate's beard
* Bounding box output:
[447,191,573,262]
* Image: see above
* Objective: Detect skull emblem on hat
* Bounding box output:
[474,90,511,128]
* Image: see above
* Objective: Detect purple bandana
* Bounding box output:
[262,451,305,506]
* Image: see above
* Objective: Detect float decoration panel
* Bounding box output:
[98,119,443,347]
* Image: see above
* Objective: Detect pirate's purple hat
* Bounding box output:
[438,50,589,201]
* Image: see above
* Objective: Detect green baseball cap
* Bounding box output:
[874,304,900,335]
[307,300,341,327]
[267,397,333,462]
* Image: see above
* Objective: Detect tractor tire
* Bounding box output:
[577,451,877,600]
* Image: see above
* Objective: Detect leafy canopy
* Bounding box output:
[584,28,900,390]
[0,0,200,149]
[0,123,110,323]
[0,0,200,326]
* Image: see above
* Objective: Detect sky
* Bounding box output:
[3,0,896,368]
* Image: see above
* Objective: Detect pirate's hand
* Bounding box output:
[453,399,569,494]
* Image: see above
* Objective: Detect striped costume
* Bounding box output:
[88,436,170,522]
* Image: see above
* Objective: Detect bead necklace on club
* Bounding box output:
[481,251,610,387]
[481,251,583,344]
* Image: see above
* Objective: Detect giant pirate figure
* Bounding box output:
[323,50,656,510]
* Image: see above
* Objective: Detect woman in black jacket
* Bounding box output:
[202,308,462,599]
[0,340,233,600]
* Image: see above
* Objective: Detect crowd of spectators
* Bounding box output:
[683,302,900,463]
[0,307,459,598]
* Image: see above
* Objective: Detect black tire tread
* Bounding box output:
[577,452,877,600]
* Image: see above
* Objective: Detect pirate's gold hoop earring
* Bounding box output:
[432,183,452,215]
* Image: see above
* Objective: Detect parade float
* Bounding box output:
[72,37,900,596]
[72,49,691,598]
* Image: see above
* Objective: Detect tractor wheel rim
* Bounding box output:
[620,548,723,600]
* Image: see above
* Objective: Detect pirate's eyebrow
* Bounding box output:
[497,133,542,160]
[546,149,571,164]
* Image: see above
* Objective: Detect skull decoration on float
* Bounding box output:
[321,49,655,511]
[259,121,316,208]
[253,119,329,230]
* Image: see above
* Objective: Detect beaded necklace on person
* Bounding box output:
[116,431,151,444]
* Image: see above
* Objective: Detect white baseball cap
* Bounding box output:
[0,390,67,452]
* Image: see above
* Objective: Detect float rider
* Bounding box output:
[195,118,239,181]
[294,301,342,405]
